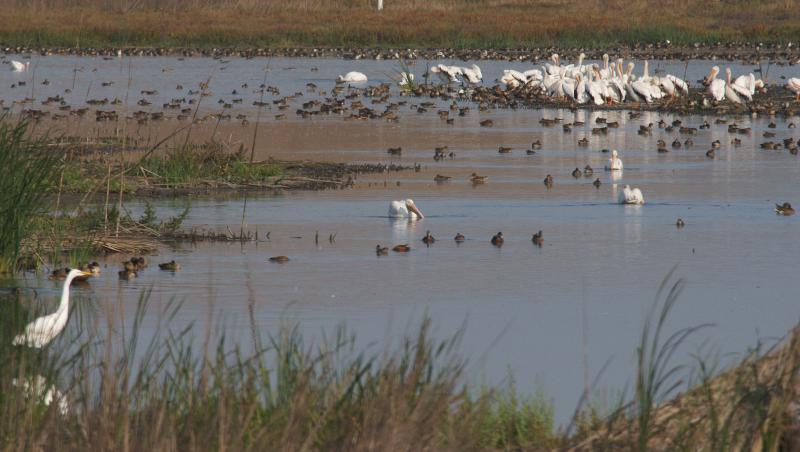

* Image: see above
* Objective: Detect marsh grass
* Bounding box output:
[0,0,797,48]
[0,120,61,273]
[4,271,800,450]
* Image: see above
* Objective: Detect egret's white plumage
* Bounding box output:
[12,375,69,415]
[389,199,424,219]
[618,184,645,205]
[12,268,91,348]
[336,71,368,83]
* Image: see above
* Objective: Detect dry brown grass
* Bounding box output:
[0,0,797,48]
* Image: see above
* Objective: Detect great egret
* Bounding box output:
[389,199,424,219]
[12,375,69,414]
[12,268,92,348]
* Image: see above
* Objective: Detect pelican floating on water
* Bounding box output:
[605,149,624,171]
[618,185,645,205]
[389,199,424,219]
[336,71,368,83]
[13,268,92,348]
[705,66,726,102]
[10,60,29,72]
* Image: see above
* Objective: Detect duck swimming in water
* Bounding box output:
[532,230,543,246]
[491,232,504,247]
[159,260,182,270]
[376,245,389,255]
[267,256,289,264]
[454,233,465,243]
[392,244,411,252]
[543,174,553,188]
[676,218,685,228]
[775,202,795,216]
[422,230,435,245]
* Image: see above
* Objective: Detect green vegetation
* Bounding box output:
[0,120,61,273]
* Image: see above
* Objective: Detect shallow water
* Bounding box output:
[0,54,793,114]
[5,55,800,422]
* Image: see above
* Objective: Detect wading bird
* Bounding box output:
[13,268,92,348]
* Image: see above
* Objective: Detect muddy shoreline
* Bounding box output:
[5,43,800,63]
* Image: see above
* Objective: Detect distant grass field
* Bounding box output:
[0,0,797,49]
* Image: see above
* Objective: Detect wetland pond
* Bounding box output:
[4,55,800,422]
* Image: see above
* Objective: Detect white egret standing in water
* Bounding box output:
[12,268,92,348]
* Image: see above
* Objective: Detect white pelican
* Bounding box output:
[13,268,92,348]
[10,60,29,72]
[461,64,482,84]
[665,74,689,96]
[724,68,744,104]
[606,149,624,171]
[398,71,414,87]
[336,71,368,83]
[618,184,644,205]
[574,74,589,104]
[587,68,606,105]
[705,66,726,102]
[523,68,543,83]
[786,78,800,100]
[499,70,526,88]
[389,199,424,219]
[544,54,562,76]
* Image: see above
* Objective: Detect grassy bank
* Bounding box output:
[3,273,800,450]
[0,0,798,50]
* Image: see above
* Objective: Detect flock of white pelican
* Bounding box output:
[332,53,800,104]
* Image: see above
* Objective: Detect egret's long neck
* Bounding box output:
[56,275,74,317]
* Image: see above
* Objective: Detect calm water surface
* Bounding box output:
[4,55,800,422]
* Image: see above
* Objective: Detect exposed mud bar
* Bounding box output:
[408,84,800,117]
[5,43,800,64]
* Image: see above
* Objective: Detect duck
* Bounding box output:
[389,199,424,219]
[376,245,389,255]
[49,268,69,280]
[131,256,147,270]
[572,168,582,178]
[470,173,488,184]
[593,178,602,188]
[618,185,645,205]
[392,244,411,252]
[605,150,623,171]
[491,232,504,246]
[118,269,136,280]
[159,260,182,270]
[775,202,795,216]
[454,233,465,243]
[498,146,512,154]
[422,230,435,245]
[336,72,368,83]
[676,218,685,228]
[583,165,594,177]
[543,174,554,188]
[532,230,543,246]
[434,174,452,183]
[123,260,136,272]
